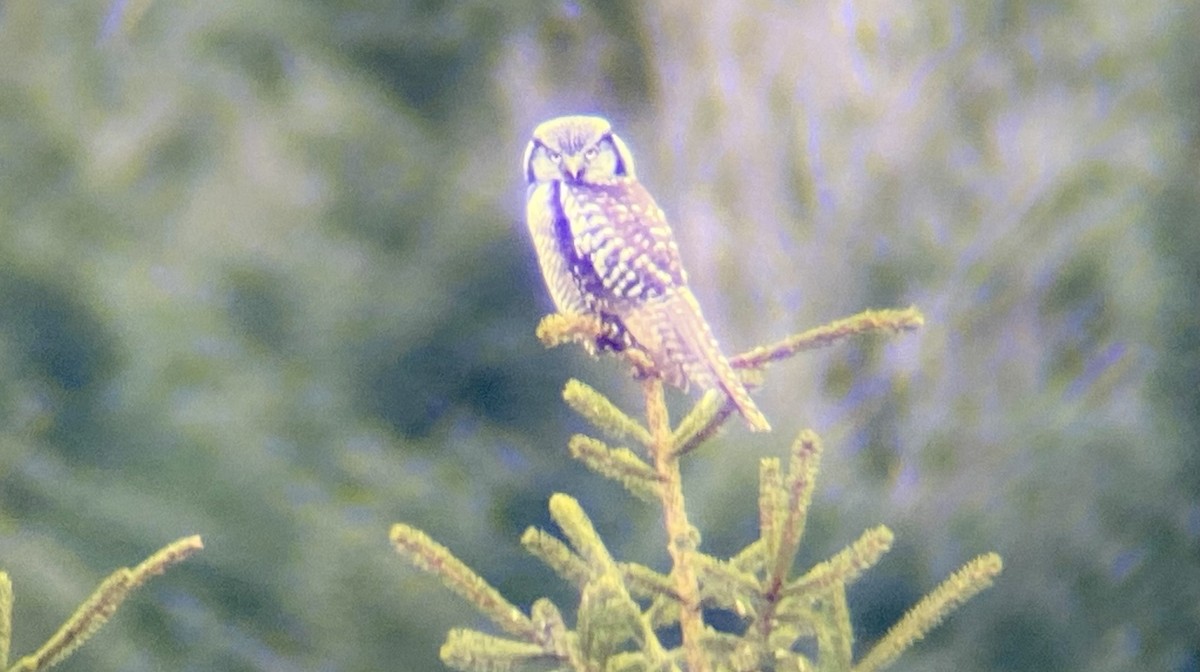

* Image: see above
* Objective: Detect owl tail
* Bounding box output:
[625,288,772,433]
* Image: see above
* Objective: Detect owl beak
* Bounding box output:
[562,155,585,181]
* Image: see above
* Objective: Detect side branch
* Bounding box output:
[731,307,924,370]
[852,552,1003,672]
[7,535,203,672]
[390,524,538,641]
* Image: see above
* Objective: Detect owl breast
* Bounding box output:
[557,179,685,307]
[526,181,590,317]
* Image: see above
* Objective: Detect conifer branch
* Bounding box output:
[730,539,766,575]
[852,553,1003,672]
[396,305,1002,672]
[566,435,661,503]
[643,594,681,632]
[812,584,854,672]
[785,526,894,599]
[520,527,590,589]
[522,525,677,612]
[641,376,708,672]
[7,535,202,672]
[563,380,654,447]
[547,496,673,668]
[547,494,616,574]
[529,599,579,663]
[390,524,537,641]
[621,563,677,603]
[535,313,604,350]
[692,554,763,618]
[536,314,655,374]
[767,431,823,594]
[604,650,659,672]
[523,525,681,619]
[577,573,658,666]
[758,458,784,571]
[739,431,825,664]
[670,390,725,456]
[731,307,924,370]
[672,402,738,458]
[0,572,12,671]
[128,535,204,589]
[12,572,132,672]
[439,628,563,672]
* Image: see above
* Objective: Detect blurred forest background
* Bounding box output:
[0,0,1197,670]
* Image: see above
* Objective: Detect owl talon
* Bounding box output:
[623,348,658,380]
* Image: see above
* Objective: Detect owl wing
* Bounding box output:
[559,178,686,306]
[559,179,696,388]
[557,179,771,431]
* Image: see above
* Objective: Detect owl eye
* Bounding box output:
[584,147,599,161]
[547,150,563,163]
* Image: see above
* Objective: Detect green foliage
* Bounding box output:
[393,308,1001,671]
[0,537,201,672]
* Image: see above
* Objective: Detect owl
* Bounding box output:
[522,115,770,432]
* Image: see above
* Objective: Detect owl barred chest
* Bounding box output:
[553,178,685,327]
[523,115,771,432]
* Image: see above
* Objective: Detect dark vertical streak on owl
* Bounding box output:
[550,181,598,309]
[549,181,631,352]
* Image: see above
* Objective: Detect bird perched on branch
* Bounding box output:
[522,115,770,432]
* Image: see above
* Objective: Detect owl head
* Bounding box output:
[523,115,637,185]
